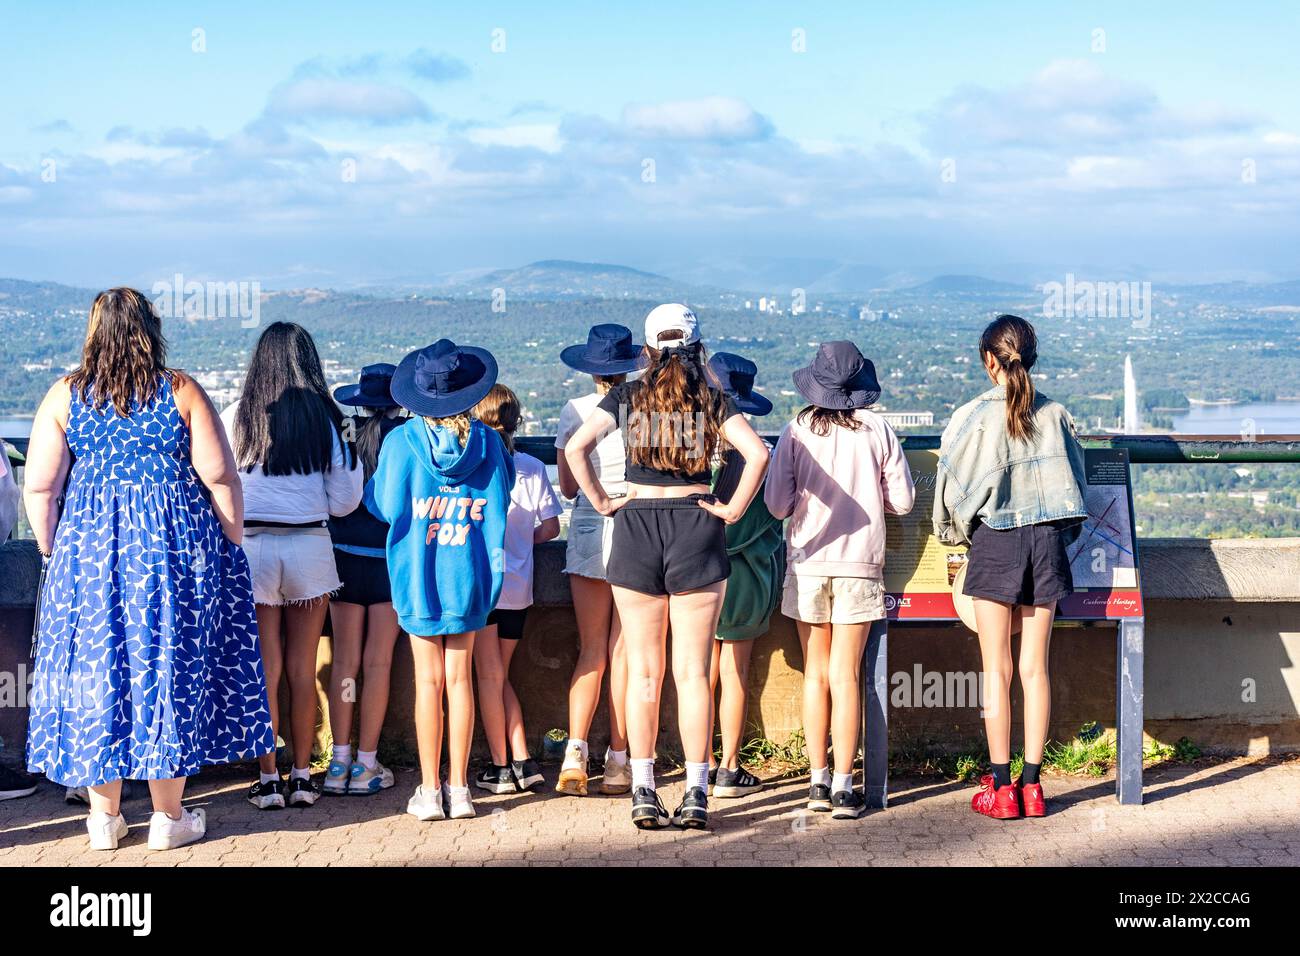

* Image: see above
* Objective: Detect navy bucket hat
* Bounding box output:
[333,363,399,409]
[708,352,773,416]
[391,339,498,418]
[559,323,647,375]
[792,341,881,410]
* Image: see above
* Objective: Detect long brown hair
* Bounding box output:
[67,288,171,416]
[796,406,863,436]
[352,410,398,481]
[980,314,1038,442]
[473,383,520,455]
[628,336,722,474]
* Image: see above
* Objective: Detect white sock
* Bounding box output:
[289,766,311,781]
[259,771,280,785]
[811,766,831,789]
[332,744,353,765]
[605,747,627,766]
[685,761,709,791]
[357,749,378,770]
[832,772,854,795]
[631,757,655,791]
[568,738,589,761]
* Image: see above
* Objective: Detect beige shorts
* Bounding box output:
[243,527,341,606]
[564,502,615,581]
[781,573,886,625]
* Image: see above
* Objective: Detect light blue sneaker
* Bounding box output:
[322,759,352,795]
[348,761,395,795]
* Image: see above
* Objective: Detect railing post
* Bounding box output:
[1116,617,1145,805]
[863,618,889,809]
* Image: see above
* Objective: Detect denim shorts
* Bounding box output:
[962,521,1073,607]
[606,495,730,596]
[243,527,341,606]
[564,500,615,580]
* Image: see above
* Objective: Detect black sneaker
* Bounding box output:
[510,758,544,792]
[707,767,717,787]
[286,776,319,807]
[831,788,866,820]
[248,778,286,810]
[807,782,833,812]
[475,764,518,795]
[713,766,763,799]
[672,786,709,829]
[0,765,37,801]
[631,787,671,830]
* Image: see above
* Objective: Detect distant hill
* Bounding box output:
[901,274,1030,295]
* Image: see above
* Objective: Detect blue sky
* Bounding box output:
[2,1,1298,288]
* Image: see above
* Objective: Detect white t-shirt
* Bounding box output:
[219,401,363,524]
[555,391,626,497]
[498,451,563,610]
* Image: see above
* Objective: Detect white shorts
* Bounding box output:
[781,573,886,625]
[564,502,615,581]
[243,528,341,606]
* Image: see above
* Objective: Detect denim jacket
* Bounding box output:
[932,386,1088,547]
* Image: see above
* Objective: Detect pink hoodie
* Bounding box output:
[764,409,916,578]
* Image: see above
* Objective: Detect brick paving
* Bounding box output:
[2,756,1297,866]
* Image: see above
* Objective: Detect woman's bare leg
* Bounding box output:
[358,602,400,754]
[409,635,446,789]
[326,601,364,752]
[567,574,614,743]
[1017,602,1056,764]
[87,779,123,817]
[798,621,832,773]
[147,777,186,819]
[717,640,755,771]
[668,583,726,765]
[613,585,670,762]
[973,597,1016,765]
[474,623,509,766]
[499,638,530,761]
[443,631,476,788]
[254,603,284,775]
[828,622,869,776]
[283,599,328,772]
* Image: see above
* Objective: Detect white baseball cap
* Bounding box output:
[644,303,699,347]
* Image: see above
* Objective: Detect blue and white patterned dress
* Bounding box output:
[26,375,275,787]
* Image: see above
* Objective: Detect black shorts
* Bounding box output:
[606,495,730,596]
[486,607,529,640]
[962,522,1074,607]
[332,550,392,607]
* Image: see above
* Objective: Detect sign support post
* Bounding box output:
[862,619,889,809]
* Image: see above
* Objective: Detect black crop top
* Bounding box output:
[596,380,740,485]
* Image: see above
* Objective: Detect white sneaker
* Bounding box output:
[87,811,129,851]
[599,749,632,795]
[147,807,206,851]
[348,761,395,795]
[322,759,352,795]
[444,783,476,819]
[555,741,588,796]
[406,784,445,821]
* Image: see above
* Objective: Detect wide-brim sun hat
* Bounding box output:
[708,351,773,416]
[792,340,881,410]
[333,362,400,409]
[559,323,648,375]
[391,338,498,418]
[644,303,700,347]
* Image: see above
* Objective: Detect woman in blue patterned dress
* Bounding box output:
[24,288,275,852]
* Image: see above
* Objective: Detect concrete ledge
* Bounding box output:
[1138,537,1300,602]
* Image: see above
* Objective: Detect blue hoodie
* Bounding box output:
[365,417,516,636]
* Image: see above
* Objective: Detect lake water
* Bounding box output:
[1170,401,1300,436]
[0,418,32,439]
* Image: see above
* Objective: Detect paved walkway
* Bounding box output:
[2,757,1297,866]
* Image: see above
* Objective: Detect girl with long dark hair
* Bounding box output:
[565,304,770,831]
[321,365,406,796]
[219,322,363,810]
[934,314,1088,819]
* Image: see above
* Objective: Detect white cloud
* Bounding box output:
[621,96,772,142]
[466,124,562,154]
[266,78,433,125]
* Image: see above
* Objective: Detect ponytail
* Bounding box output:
[979,314,1038,442]
[353,411,389,481]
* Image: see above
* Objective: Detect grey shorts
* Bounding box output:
[963,521,1074,607]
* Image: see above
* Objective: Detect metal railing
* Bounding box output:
[5,434,1300,466]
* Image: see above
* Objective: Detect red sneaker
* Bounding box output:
[971,774,1021,819]
[1017,778,1046,817]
